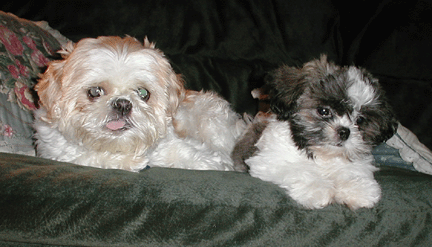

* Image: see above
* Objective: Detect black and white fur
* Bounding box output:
[232,55,398,210]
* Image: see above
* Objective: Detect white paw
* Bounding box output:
[286,181,335,209]
[334,179,381,210]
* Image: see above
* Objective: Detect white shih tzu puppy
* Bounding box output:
[232,55,398,210]
[34,36,246,172]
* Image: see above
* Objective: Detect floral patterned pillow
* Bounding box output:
[0,11,69,155]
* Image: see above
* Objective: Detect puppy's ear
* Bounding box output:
[267,55,339,121]
[35,60,66,123]
[376,113,398,144]
[267,65,306,120]
[166,73,186,116]
[362,70,399,145]
[35,44,75,123]
[372,96,399,145]
[140,37,185,116]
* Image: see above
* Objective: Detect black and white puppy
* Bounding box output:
[232,55,398,210]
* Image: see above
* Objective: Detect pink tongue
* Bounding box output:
[106,120,126,130]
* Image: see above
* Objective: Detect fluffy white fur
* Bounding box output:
[34,36,246,172]
[247,118,381,210]
[232,55,397,210]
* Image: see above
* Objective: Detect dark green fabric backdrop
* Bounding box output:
[4,0,432,149]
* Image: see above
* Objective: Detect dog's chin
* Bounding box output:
[309,138,372,161]
[82,126,153,155]
[59,112,165,155]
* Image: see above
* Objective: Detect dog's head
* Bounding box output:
[267,55,398,159]
[36,36,185,154]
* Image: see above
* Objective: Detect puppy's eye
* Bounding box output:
[88,87,104,99]
[137,88,150,101]
[356,116,366,125]
[317,107,331,117]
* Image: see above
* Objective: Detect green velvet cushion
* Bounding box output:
[1,152,431,246]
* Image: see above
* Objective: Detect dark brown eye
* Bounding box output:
[356,116,366,125]
[88,87,104,99]
[317,107,331,117]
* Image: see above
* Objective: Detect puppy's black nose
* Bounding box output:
[338,127,350,141]
[112,98,132,116]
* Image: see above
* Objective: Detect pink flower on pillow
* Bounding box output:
[23,36,37,50]
[0,26,24,56]
[7,60,30,79]
[15,81,37,110]
[31,50,50,67]
[16,59,30,78]
[2,124,13,138]
[7,65,20,79]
